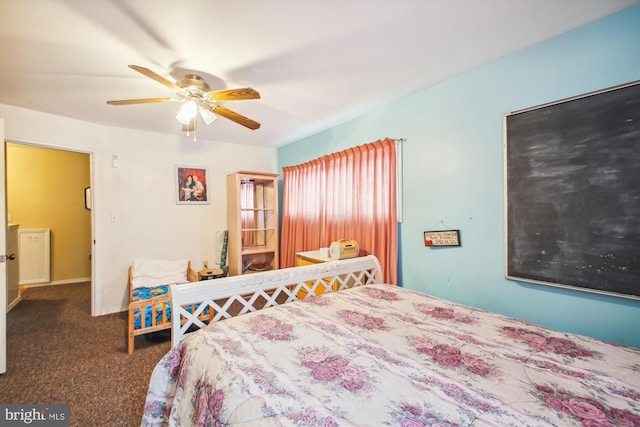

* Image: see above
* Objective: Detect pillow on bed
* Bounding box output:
[131,259,189,289]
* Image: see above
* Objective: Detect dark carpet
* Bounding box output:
[0,283,171,426]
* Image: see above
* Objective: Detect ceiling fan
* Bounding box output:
[107,65,260,139]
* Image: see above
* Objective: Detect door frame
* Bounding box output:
[1,118,6,373]
[1,135,95,374]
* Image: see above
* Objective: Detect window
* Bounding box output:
[281,138,399,284]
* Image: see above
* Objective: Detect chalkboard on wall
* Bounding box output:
[505,81,640,300]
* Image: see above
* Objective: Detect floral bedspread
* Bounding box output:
[142,284,640,426]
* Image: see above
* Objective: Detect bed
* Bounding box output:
[128,259,209,354]
[142,255,640,426]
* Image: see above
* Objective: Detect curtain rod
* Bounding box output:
[393,138,406,143]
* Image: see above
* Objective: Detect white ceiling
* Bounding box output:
[0,0,637,148]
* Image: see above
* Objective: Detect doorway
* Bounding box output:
[5,142,92,309]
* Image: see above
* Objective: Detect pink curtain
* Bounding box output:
[280,138,398,284]
[280,159,325,268]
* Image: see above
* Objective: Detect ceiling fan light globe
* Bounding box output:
[200,108,217,125]
[176,100,198,125]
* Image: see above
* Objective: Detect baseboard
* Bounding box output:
[20,277,91,289]
[102,305,128,316]
[7,295,22,312]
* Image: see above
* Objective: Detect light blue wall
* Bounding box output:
[278,6,640,347]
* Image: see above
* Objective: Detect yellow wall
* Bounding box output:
[6,143,91,283]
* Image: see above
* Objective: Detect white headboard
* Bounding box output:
[169,255,383,346]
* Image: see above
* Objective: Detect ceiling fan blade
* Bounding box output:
[208,87,261,102]
[128,65,179,92]
[107,98,174,105]
[210,105,261,130]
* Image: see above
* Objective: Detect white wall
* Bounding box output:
[0,104,277,315]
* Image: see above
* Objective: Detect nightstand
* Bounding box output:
[295,250,340,297]
[296,250,333,265]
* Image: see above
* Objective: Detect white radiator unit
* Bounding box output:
[18,229,51,285]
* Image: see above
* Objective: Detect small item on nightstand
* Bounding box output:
[319,247,330,258]
[329,239,359,260]
[199,268,224,280]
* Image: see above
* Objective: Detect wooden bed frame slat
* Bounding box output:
[169,255,383,346]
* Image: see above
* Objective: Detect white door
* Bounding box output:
[0,118,6,374]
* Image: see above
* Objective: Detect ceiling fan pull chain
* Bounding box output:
[193,113,198,143]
